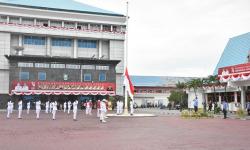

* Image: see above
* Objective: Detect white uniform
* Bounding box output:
[7,101,12,118]
[18,100,22,119]
[52,101,57,120]
[49,102,53,113]
[63,102,67,113]
[36,101,41,119]
[116,101,120,115]
[97,100,101,117]
[67,101,71,114]
[86,101,92,115]
[119,101,124,114]
[10,101,14,114]
[45,101,49,113]
[27,101,30,114]
[73,100,78,120]
[130,101,134,115]
[100,100,107,123]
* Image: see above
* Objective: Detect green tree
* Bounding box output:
[168,90,184,105]
[176,81,188,109]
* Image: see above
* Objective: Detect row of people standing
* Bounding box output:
[6,99,108,123]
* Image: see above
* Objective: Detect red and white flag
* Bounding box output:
[124,67,135,99]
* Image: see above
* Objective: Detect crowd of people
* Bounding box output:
[5,98,135,122]
[6,99,110,123]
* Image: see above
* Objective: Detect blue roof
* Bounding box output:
[131,76,194,87]
[213,32,250,75]
[0,0,123,16]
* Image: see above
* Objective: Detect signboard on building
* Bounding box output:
[10,81,116,95]
[218,62,250,82]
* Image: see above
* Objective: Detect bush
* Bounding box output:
[181,109,213,119]
[214,106,221,114]
[236,108,247,119]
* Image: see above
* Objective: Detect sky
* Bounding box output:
[76,0,250,77]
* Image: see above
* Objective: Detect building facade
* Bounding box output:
[188,32,250,111]
[0,0,126,108]
[132,76,194,107]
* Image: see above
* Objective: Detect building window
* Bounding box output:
[96,66,109,70]
[66,64,80,69]
[52,38,72,47]
[35,63,50,68]
[36,19,48,27]
[20,72,29,80]
[84,73,92,81]
[22,18,34,25]
[81,65,95,70]
[18,62,33,67]
[24,36,45,45]
[51,64,65,69]
[9,16,19,24]
[38,72,46,81]
[50,20,62,27]
[0,15,7,23]
[78,39,97,48]
[99,73,106,81]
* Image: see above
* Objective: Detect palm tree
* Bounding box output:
[176,81,187,109]
[207,75,221,102]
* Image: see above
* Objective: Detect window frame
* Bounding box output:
[38,72,46,81]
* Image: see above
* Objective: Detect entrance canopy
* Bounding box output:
[218,62,250,83]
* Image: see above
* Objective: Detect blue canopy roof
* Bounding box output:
[0,0,123,16]
[131,76,194,87]
[213,32,250,75]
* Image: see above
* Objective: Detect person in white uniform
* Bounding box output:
[119,101,124,114]
[10,100,14,114]
[86,100,92,115]
[67,101,72,114]
[18,100,22,119]
[63,101,67,113]
[7,100,12,119]
[130,100,134,115]
[27,101,30,114]
[73,100,78,121]
[49,102,53,113]
[45,101,49,113]
[35,100,41,120]
[85,100,89,115]
[52,101,57,120]
[97,100,101,117]
[100,99,107,123]
[116,101,120,115]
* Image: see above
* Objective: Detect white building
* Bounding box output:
[0,0,126,107]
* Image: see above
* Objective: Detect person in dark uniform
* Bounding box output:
[222,100,228,119]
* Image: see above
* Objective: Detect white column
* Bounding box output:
[34,18,37,25]
[73,38,77,58]
[47,37,51,56]
[75,22,78,29]
[241,86,246,109]
[62,21,64,27]
[48,20,51,27]
[99,40,102,58]
[19,17,22,24]
[100,24,103,31]
[18,35,22,47]
[88,24,91,30]
[234,92,238,103]
[7,16,9,23]
[110,25,113,32]
[219,94,222,105]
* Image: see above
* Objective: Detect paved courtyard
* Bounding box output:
[0,110,250,150]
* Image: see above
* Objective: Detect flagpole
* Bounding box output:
[123,1,129,115]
